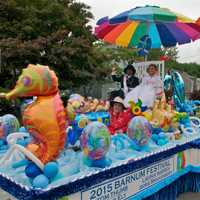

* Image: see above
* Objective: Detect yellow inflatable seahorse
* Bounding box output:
[0,64,66,163]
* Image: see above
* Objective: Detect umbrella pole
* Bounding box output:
[144,55,148,61]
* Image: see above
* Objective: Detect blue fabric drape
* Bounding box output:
[0,139,200,199]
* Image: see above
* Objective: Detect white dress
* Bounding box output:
[124,75,163,108]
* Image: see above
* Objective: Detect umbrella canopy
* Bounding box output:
[95,5,200,48]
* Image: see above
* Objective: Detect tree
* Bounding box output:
[92,42,179,73]
[0,0,100,89]
[165,60,200,78]
[93,41,140,73]
[147,47,178,61]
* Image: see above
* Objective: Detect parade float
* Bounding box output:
[0,63,199,200]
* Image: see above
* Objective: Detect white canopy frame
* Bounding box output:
[133,60,165,81]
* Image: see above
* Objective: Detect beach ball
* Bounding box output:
[80,122,110,160]
[0,114,20,140]
[127,116,152,147]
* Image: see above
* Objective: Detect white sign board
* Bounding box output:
[81,157,175,200]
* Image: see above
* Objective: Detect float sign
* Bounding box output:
[81,157,175,200]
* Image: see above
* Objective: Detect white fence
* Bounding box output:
[179,72,200,94]
[197,79,200,91]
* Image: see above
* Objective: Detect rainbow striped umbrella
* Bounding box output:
[95,5,200,48]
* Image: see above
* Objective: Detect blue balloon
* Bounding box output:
[157,139,166,146]
[0,139,4,147]
[19,126,27,132]
[83,156,111,168]
[17,139,27,147]
[163,138,169,144]
[172,71,185,103]
[12,159,29,169]
[158,132,165,138]
[164,71,193,114]
[67,126,79,146]
[0,145,8,151]
[50,172,64,182]
[164,74,172,91]
[25,163,42,178]
[151,134,159,142]
[33,174,49,189]
[152,127,162,134]
[112,135,126,150]
[43,162,59,179]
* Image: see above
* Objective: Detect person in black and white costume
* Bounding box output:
[110,64,139,100]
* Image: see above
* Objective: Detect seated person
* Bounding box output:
[108,97,132,135]
[124,64,164,108]
[141,64,163,99]
[111,64,139,98]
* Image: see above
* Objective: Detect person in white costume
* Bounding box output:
[124,64,163,108]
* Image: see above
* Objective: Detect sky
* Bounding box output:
[78,0,200,64]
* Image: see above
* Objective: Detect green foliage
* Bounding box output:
[0,98,20,117]
[93,41,141,74]
[148,47,178,61]
[0,87,21,117]
[93,42,200,79]
[0,0,103,89]
[147,48,163,60]
[166,60,200,78]
[0,0,199,91]
[97,45,137,63]
[93,42,179,67]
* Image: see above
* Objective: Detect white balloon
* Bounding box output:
[0,132,44,170]
[0,144,44,170]
[6,132,30,146]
